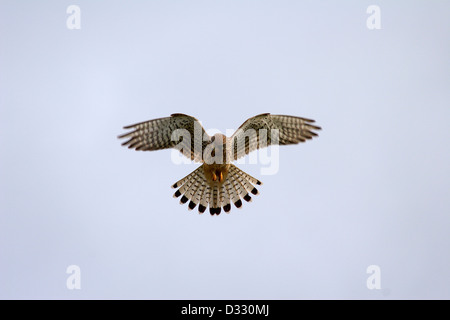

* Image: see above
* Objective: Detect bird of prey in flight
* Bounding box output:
[119,113,321,215]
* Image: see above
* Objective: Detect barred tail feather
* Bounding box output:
[219,184,230,213]
[230,165,263,187]
[198,185,209,213]
[224,178,240,211]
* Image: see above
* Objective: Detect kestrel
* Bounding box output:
[119,113,321,215]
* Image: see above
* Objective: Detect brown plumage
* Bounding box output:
[119,113,321,215]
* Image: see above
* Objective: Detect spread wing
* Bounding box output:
[118,113,211,162]
[231,113,321,160]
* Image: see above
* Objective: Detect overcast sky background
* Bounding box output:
[1,1,449,299]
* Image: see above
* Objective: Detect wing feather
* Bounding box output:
[119,113,210,162]
[231,113,321,160]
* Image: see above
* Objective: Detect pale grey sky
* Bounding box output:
[0,1,449,299]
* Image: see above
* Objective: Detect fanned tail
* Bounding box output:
[172,164,262,215]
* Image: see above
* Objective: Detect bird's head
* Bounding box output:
[210,133,227,145]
